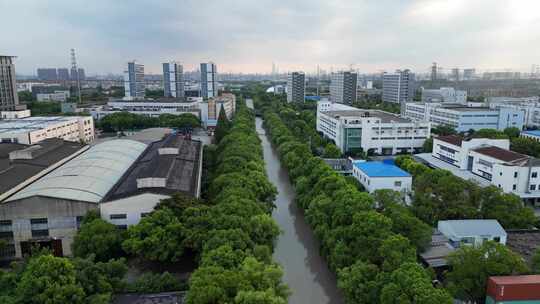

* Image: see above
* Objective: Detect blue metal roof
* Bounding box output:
[522,130,540,137]
[354,161,411,178]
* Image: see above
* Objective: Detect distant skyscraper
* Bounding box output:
[163,61,184,98]
[37,68,58,81]
[330,71,358,104]
[463,68,476,80]
[287,72,305,103]
[70,68,85,81]
[0,56,19,111]
[124,61,145,99]
[57,68,70,81]
[77,68,85,81]
[431,62,437,82]
[382,69,415,113]
[200,62,217,98]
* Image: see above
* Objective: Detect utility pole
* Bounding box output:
[71,48,82,104]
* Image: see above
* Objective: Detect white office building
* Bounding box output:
[433,135,540,204]
[330,71,358,104]
[487,97,540,128]
[351,160,412,193]
[316,101,431,155]
[404,103,524,132]
[200,62,217,98]
[163,62,184,98]
[89,98,203,120]
[421,87,467,104]
[36,90,70,102]
[287,72,305,103]
[382,69,415,105]
[0,113,94,145]
[124,61,145,100]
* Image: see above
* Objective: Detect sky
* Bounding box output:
[2,0,540,75]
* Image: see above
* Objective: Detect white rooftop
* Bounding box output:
[6,139,147,203]
[438,219,507,237]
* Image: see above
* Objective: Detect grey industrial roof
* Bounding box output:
[323,109,411,123]
[6,139,147,203]
[420,229,455,268]
[103,134,202,201]
[0,139,86,196]
[0,116,86,135]
[439,219,507,237]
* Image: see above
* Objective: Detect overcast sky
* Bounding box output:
[2,0,540,75]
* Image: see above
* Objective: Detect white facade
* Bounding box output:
[487,97,540,128]
[432,136,510,170]
[1,110,31,120]
[100,193,170,227]
[433,135,540,203]
[421,87,467,104]
[404,102,524,132]
[382,69,415,104]
[200,93,236,128]
[330,71,357,104]
[90,98,203,120]
[316,101,430,155]
[438,220,507,248]
[351,161,412,193]
[36,90,70,102]
[0,116,94,145]
[124,61,145,100]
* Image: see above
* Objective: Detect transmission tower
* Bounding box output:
[71,48,82,104]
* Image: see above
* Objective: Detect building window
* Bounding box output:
[140,212,150,218]
[76,216,84,230]
[394,181,402,187]
[30,218,49,237]
[533,172,538,178]
[531,185,537,191]
[0,220,13,240]
[514,172,518,178]
[116,225,128,230]
[494,237,501,243]
[110,214,127,220]
[512,184,517,190]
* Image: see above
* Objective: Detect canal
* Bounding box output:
[256,117,344,304]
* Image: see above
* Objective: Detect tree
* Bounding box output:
[422,137,433,153]
[18,91,34,102]
[322,143,342,158]
[532,248,540,274]
[504,127,521,139]
[446,241,529,303]
[380,262,452,304]
[431,125,457,136]
[122,208,186,262]
[214,105,232,143]
[72,218,124,262]
[337,261,380,304]
[72,257,128,302]
[378,235,416,272]
[16,254,86,304]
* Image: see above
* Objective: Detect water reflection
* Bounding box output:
[256,118,344,304]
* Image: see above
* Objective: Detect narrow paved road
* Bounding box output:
[256,117,344,304]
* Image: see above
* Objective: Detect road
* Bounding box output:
[256,117,344,304]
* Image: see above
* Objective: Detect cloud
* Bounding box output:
[1,0,539,74]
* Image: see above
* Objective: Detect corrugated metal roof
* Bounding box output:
[6,139,147,203]
[438,219,507,237]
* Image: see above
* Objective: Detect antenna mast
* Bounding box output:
[71,48,82,104]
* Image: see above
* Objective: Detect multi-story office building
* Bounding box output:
[0,113,94,145]
[90,98,203,120]
[163,62,184,98]
[200,93,236,128]
[36,68,58,81]
[124,61,145,100]
[200,62,217,98]
[316,101,431,155]
[404,103,524,132]
[433,135,540,205]
[487,97,540,128]
[421,87,467,104]
[330,71,358,104]
[0,56,19,111]
[36,90,70,102]
[382,69,415,104]
[287,71,305,103]
[57,68,70,81]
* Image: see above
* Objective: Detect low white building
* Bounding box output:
[90,98,203,120]
[317,101,431,155]
[404,102,524,132]
[199,93,236,128]
[1,110,31,120]
[36,90,70,102]
[437,219,507,248]
[352,160,412,193]
[421,87,467,104]
[0,114,94,145]
[432,135,510,170]
[521,130,540,142]
[433,135,540,204]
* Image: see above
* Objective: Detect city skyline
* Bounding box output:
[2,0,540,75]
